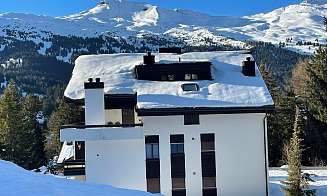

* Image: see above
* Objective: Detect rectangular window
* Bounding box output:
[146,143,159,159]
[171,143,184,154]
[201,134,215,152]
[185,73,199,80]
[168,74,175,81]
[184,113,200,125]
[185,74,192,80]
[172,178,186,190]
[201,134,217,194]
[182,83,199,92]
[202,177,216,188]
[122,108,135,124]
[192,74,198,80]
[75,141,85,160]
[170,134,186,195]
[147,178,160,193]
[145,135,160,193]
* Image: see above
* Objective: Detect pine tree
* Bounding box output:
[45,100,80,160]
[305,47,327,123]
[22,95,45,169]
[283,107,315,196]
[259,64,295,166]
[0,80,26,166]
[283,107,303,195]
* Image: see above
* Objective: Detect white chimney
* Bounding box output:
[84,78,105,125]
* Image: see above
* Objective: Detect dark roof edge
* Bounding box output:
[136,105,275,116]
[64,97,84,105]
[64,96,275,116]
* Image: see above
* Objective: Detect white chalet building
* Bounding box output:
[59,49,274,196]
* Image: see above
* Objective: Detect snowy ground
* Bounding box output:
[269,169,327,196]
[3,159,327,196]
[0,160,152,196]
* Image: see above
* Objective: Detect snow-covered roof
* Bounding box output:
[65,51,274,110]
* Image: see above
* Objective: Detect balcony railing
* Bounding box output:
[60,123,144,142]
[61,123,143,129]
[63,160,85,176]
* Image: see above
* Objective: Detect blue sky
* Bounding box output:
[0,0,302,17]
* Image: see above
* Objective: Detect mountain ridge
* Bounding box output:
[0,0,326,54]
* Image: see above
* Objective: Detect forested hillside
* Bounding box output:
[2,28,326,169]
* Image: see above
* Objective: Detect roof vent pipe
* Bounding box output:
[242,57,256,77]
[143,52,155,65]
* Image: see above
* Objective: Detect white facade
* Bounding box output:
[85,139,147,191]
[143,113,267,196]
[61,113,268,196]
[60,51,273,196]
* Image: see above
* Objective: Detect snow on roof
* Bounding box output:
[64,51,274,109]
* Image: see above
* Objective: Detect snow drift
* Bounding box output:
[0,160,152,196]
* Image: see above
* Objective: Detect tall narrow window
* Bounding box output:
[170,135,186,196]
[75,141,85,160]
[201,134,217,196]
[145,136,160,193]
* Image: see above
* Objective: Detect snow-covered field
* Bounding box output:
[269,169,327,196]
[0,160,152,196]
[3,159,327,196]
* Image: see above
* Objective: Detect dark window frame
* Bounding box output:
[184,113,200,125]
[181,83,199,92]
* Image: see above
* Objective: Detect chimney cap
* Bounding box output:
[84,78,104,89]
[246,57,252,61]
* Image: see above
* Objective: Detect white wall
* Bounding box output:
[105,109,122,124]
[143,113,267,196]
[85,139,147,191]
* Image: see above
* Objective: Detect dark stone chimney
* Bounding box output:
[143,52,155,65]
[242,57,256,77]
[84,78,104,89]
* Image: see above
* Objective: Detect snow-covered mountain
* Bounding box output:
[0,0,326,54]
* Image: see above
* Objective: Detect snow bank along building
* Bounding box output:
[59,49,274,196]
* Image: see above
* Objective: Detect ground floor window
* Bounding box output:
[147,178,160,193]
